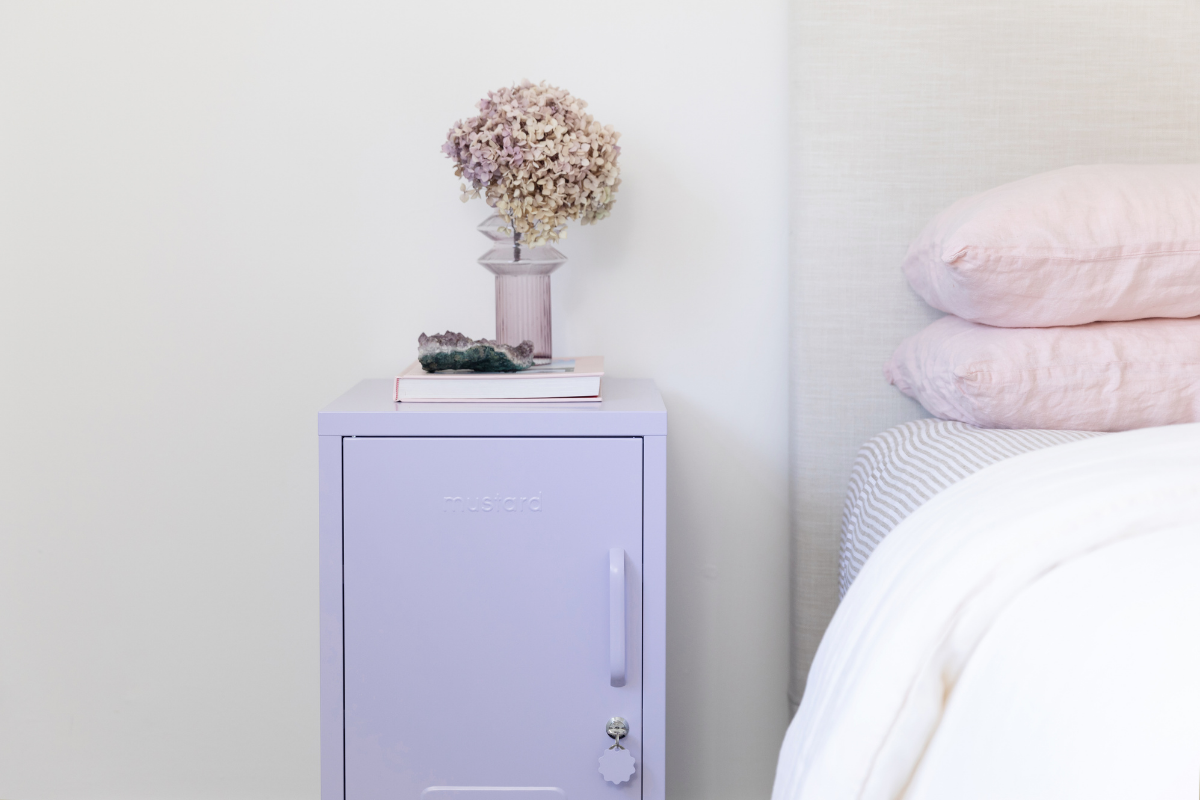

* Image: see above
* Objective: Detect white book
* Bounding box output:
[394,356,604,402]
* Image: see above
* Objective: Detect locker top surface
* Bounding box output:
[318,377,666,437]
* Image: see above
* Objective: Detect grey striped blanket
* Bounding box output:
[839,419,1106,597]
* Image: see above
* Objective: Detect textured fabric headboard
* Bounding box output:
[788,0,1200,710]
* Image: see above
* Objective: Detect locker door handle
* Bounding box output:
[609,547,626,687]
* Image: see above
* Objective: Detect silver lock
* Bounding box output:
[599,715,636,785]
[606,716,629,743]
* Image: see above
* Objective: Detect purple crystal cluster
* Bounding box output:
[443,81,621,247]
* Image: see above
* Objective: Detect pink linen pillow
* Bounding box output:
[884,315,1200,431]
[904,165,1200,327]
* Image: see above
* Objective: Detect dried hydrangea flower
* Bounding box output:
[443,81,622,247]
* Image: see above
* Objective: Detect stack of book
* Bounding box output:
[393,357,604,403]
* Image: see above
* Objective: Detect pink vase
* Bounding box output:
[477,214,566,363]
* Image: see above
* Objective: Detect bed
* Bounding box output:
[785,3,1200,797]
[782,160,1200,795]
[777,423,1200,798]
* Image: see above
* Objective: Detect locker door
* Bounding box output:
[343,437,643,800]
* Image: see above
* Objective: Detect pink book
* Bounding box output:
[394,356,604,402]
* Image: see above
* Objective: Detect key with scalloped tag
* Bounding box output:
[598,717,636,785]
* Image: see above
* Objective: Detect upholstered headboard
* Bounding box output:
[788,0,1200,710]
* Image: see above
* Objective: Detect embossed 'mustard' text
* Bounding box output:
[442,494,542,512]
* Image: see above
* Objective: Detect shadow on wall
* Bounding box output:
[662,388,790,799]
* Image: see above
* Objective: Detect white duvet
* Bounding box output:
[774,423,1200,799]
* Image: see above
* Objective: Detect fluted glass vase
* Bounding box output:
[477,213,566,363]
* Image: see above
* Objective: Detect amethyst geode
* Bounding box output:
[417,331,534,372]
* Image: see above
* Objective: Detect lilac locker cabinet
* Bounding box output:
[319,379,667,800]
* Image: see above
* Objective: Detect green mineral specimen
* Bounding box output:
[417,331,534,372]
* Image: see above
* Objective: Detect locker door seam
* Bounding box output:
[342,436,347,800]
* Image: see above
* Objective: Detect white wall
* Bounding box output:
[0,2,789,797]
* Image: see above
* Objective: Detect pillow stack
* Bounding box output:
[885,165,1200,431]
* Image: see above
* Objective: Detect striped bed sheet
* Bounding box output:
[839,419,1106,597]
